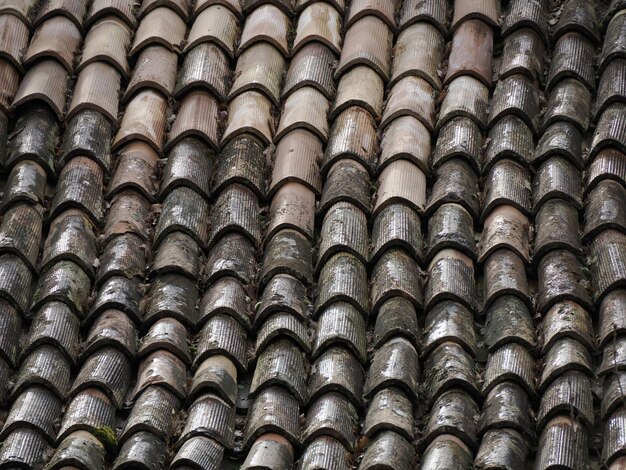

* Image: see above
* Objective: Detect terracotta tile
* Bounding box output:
[238,5,290,56]
[108,141,159,201]
[547,32,596,92]
[346,0,398,30]
[185,5,241,58]
[501,0,548,45]
[0,59,19,113]
[591,103,626,158]
[282,43,335,99]
[336,15,392,80]
[543,78,591,132]
[446,19,493,86]
[293,3,342,55]
[243,0,294,16]
[437,75,489,129]
[601,10,626,73]
[296,0,344,13]
[331,66,384,121]
[381,76,436,131]
[374,160,426,216]
[230,42,286,105]
[0,14,28,68]
[130,7,187,56]
[222,91,272,145]
[11,60,69,118]
[113,89,168,153]
[267,182,316,240]
[488,73,540,133]
[34,0,87,28]
[175,43,230,100]
[139,0,190,21]
[452,0,500,30]
[553,0,599,45]
[398,0,448,34]
[195,0,243,18]
[270,129,323,195]
[212,135,265,197]
[167,90,220,152]
[499,28,545,82]
[380,115,430,175]
[323,106,378,173]
[276,87,329,142]
[320,159,371,215]
[0,0,39,25]
[391,22,444,90]
[594,59,626,122]
[78,16,132,76]
[67,62,122,123]
[85,0,136,29]
[124,45,177,102]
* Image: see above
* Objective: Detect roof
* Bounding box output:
[0,0,623,468]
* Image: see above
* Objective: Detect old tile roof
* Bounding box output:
[0,0,624,468]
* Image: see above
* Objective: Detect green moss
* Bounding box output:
[91,426,118,456]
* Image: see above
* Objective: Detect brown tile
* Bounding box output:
[336,16,392,80]
[175,43,230,100]
[499,28,545,82]
[398,0,447,34]
[139,0,190,21]
[267,183,316,240]
[113,89,168,153]
[130,7,187,56]
[380,115,430,175]
[0,0,38,25]
[185,5,241,58]
[446,19,493,86]
[602,10,626,73]
[320,160,371,215]
[67,62,122,123]
[452,0,500,30]
[108,142,160,200]
[222,90,273,145]
[374,160,426,216]
[381,76,436,131]
[553,0,599,45]
[238,4,290,56]
[296,0,344,13]
[270,129,322,195]
[391,22,444,90]
[594,59,626,122]
[282,43,335,99]
[11,60,68,118]
[78,16,132,76]
[166,90,220,152]
[346,0,398,30]
[323,106,378,174]
[331,65,384,121]
[0,59,19,113]
[543,78,591,132]
[0,14,28,68]
[85,0,136,29]
[276,86,329,142]
[547,32,595,92]
[194,0,243,18]
[23,16,81,73]
[230,42,286,105]
[124,45,177,102]
[501,0,548,45]
[480,204,531,263]
[34,0,87,28]
[293,2,342,55]
[437,76,489,130]
[243,0,294,15]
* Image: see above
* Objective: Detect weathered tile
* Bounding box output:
[538,371,593,430]
[186,5,240,59]
[67,62,122,123]
[124,45,177,101]
[543,78,591,132]
[1,385,62,441]
[255,312,310,357]
[203,232,256,286]
[297,437,351,470]
[425,158,480,219]
[230,42,285,105]
[547,32,596,91]
[138,0,189,20]
[85,0,136,28]
[57,388,115,441]
[131,6,186,55]
[483,115,534,172]
[293,2,342,54]
[132,351,187,401]
[483,249,531,310]
[533,121,583,170]
[267,183,316,240]
[318,202,368,267]
[364,337,419,402]
[371,247,422,312]
[480,205,531,263]
[11,60,69,118]
[195,313,248,372]
[34,0,87,28]
[537,249,592,313]
[331,66,384,121]
[143,273,199,327]
[502,0,548,44]
[315,252,368,316]
[276,86,330,142]
[484,294,536,352]
[536,417,588,469]
[335,15,392,80]
[488,73,540,132]
[437,75,489,129]
[346,0,397,30]
[475,429,529,470]
[0,255,32,313]
[591,103,626,158]
[167,90,219,152]
[363,388,414,439]
[499,28,545,81]
[238,4,289,56]
[483,342,535,397]
[302,392,358,451]
[175,43,230,100]
[190,355,238,405]
[113,89,168,154]
[243,434,294,470]
[534,199,582,261]
[361,431,415,470]
[176,394,235,449]
[282,43,335,99]
[421,435,473,470]
[13,345,71,399]
[373,296,419,349]
[398,0,447,34]
[82,308,137,360]
[154,186,209,248]
[24,16,80,72]
[0,58,19,113]
[451,0,500,29]
[261,229,313,286]
[447,19,493,86]
[482,159,532,221]
[60,109,113,172]
[48,430,105,470]
[0,203,43,271]
[313,302,367,364]
[78,16,131,76]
